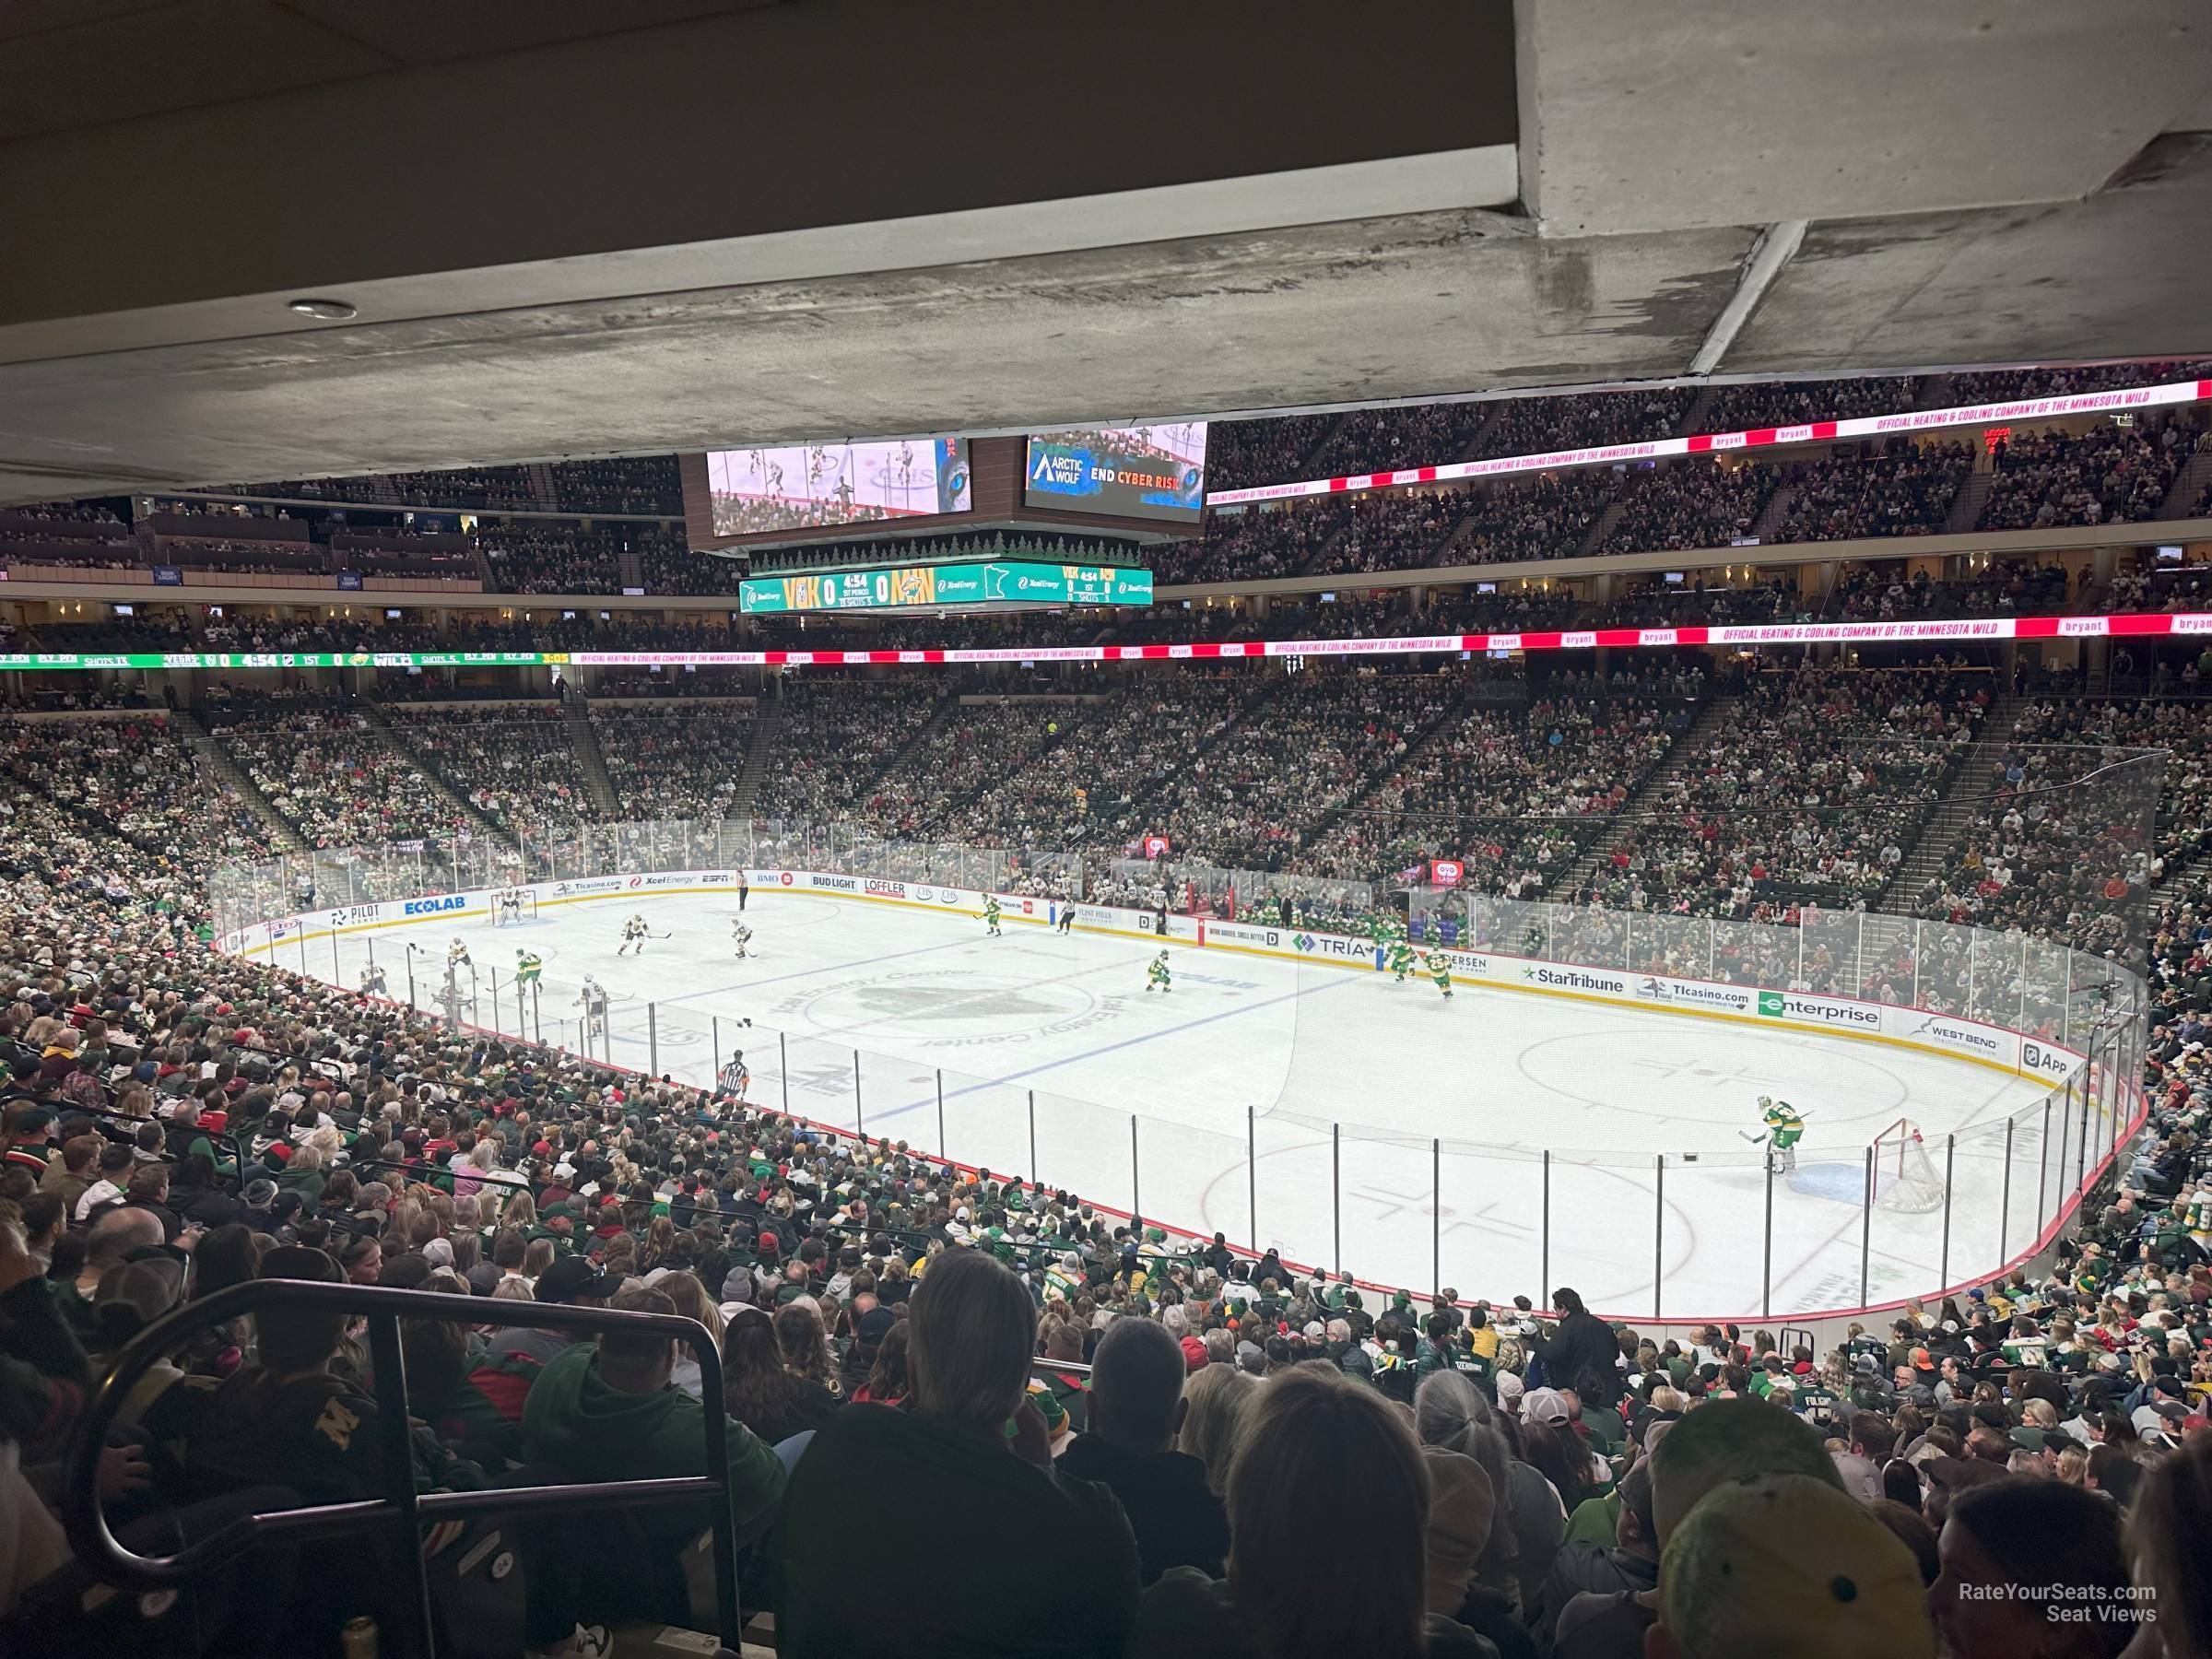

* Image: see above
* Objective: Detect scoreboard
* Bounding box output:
[739,559,1153,615]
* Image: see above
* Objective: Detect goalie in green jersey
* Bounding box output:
[1755,1096,1806,1172]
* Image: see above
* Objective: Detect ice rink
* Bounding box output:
[322,889,2067,1322]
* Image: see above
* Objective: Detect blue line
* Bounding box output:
[646,934,981,1006]
[862,971,1359,1125]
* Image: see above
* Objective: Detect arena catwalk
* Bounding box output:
[334,889,2053,1321]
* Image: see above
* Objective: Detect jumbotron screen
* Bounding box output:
[1023,422,1208,523]
[703,439,971,538]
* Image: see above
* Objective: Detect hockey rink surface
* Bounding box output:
[333,890,2063,1322]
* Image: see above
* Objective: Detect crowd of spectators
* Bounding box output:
[938,677,1269,855]
[1138,667,1466,875]
[0,714,274,880]
[1205,413,1339,491]
[638,540,747,595]
[1766,442,1976,544]
[749,679,946,822]
[1915,697,2212,954]
[1472,387,1699,463]
[1298,488,1466,578]
[547,458,683,515]
[7,838,2209,1653]
[1149,499,1359,587]
[1304,690,1691,897]
[1600,462,1776,554]
[208,709,479,848]
[588,703,757,820]
[399,707,598,837]
[8,655,2212,1649]
[1980,422,2194,532]
[1697,375,1924,431]
[1583,664,1993,922]
[1826,563,2072,622]
[1302,403,1495,479]
[1944,357,2212,406]
[477,526,632,594]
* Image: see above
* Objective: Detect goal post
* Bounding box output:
[489,888,540,926]
[1869,1117,1947,1214]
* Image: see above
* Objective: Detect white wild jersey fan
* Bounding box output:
[1870,1118,1947,1213]
[489,889,538,926]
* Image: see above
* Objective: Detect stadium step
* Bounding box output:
[1945,468,1994,535]
[1911,372,1956,410]
[1575,498,1627,556]
[1876,690,2037,914]
[1679,383,1724,435]
[526,461,561,512]
[2156,441,2212,520]
[168,708,309,853]
[563,699,622,816]
[365,704,521,850]
[850,688,958,804]
[1556,692,1735,895]
[1747,483,1797,543]
[725,702,782,817]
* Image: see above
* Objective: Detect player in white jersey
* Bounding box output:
[731,919,754,958]
[447,937,471,971]
[618,913,651,957]
[575,976,610,1042]
[359,962,389,997]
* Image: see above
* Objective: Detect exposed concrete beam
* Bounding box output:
[1520,1,2212,237]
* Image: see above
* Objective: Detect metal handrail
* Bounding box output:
[61,1278,742,1654]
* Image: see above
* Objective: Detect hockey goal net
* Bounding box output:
[489,888,539,926]
[1869,1118,1947,1213]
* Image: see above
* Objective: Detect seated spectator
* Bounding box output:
[1131,1363,1492,1656]
[1648,1473,1936,1657]
[1929,1477,2137,1659]
[720,1303,839,1449]
[1058,1314,1229,1584]
[779,1249,1140,1658]
[188,1245,483,1503]
[519,1286,784,1630]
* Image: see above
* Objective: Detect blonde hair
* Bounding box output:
[1179,1362,1257,1498]
[657,1270,726,1350]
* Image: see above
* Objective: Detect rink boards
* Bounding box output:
[225,864,2086,1087]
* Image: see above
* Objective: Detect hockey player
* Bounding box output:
[359,962,388,997]
[1056,902,1075,935]
[1146,949,1172,994]
[447,936,471,971]
[575,976,610,1042]
[1426,947,1453,1000]
[731,918,754,959]
[514,948,543,989]
[618,913,651,957]
[1757,1096,1806,1173]
[1387,938,1417,983]
[983,895,1003,937]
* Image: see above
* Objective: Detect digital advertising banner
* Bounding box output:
[1024,423,1208,522]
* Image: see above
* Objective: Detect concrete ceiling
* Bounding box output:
[0,0,2207,504]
